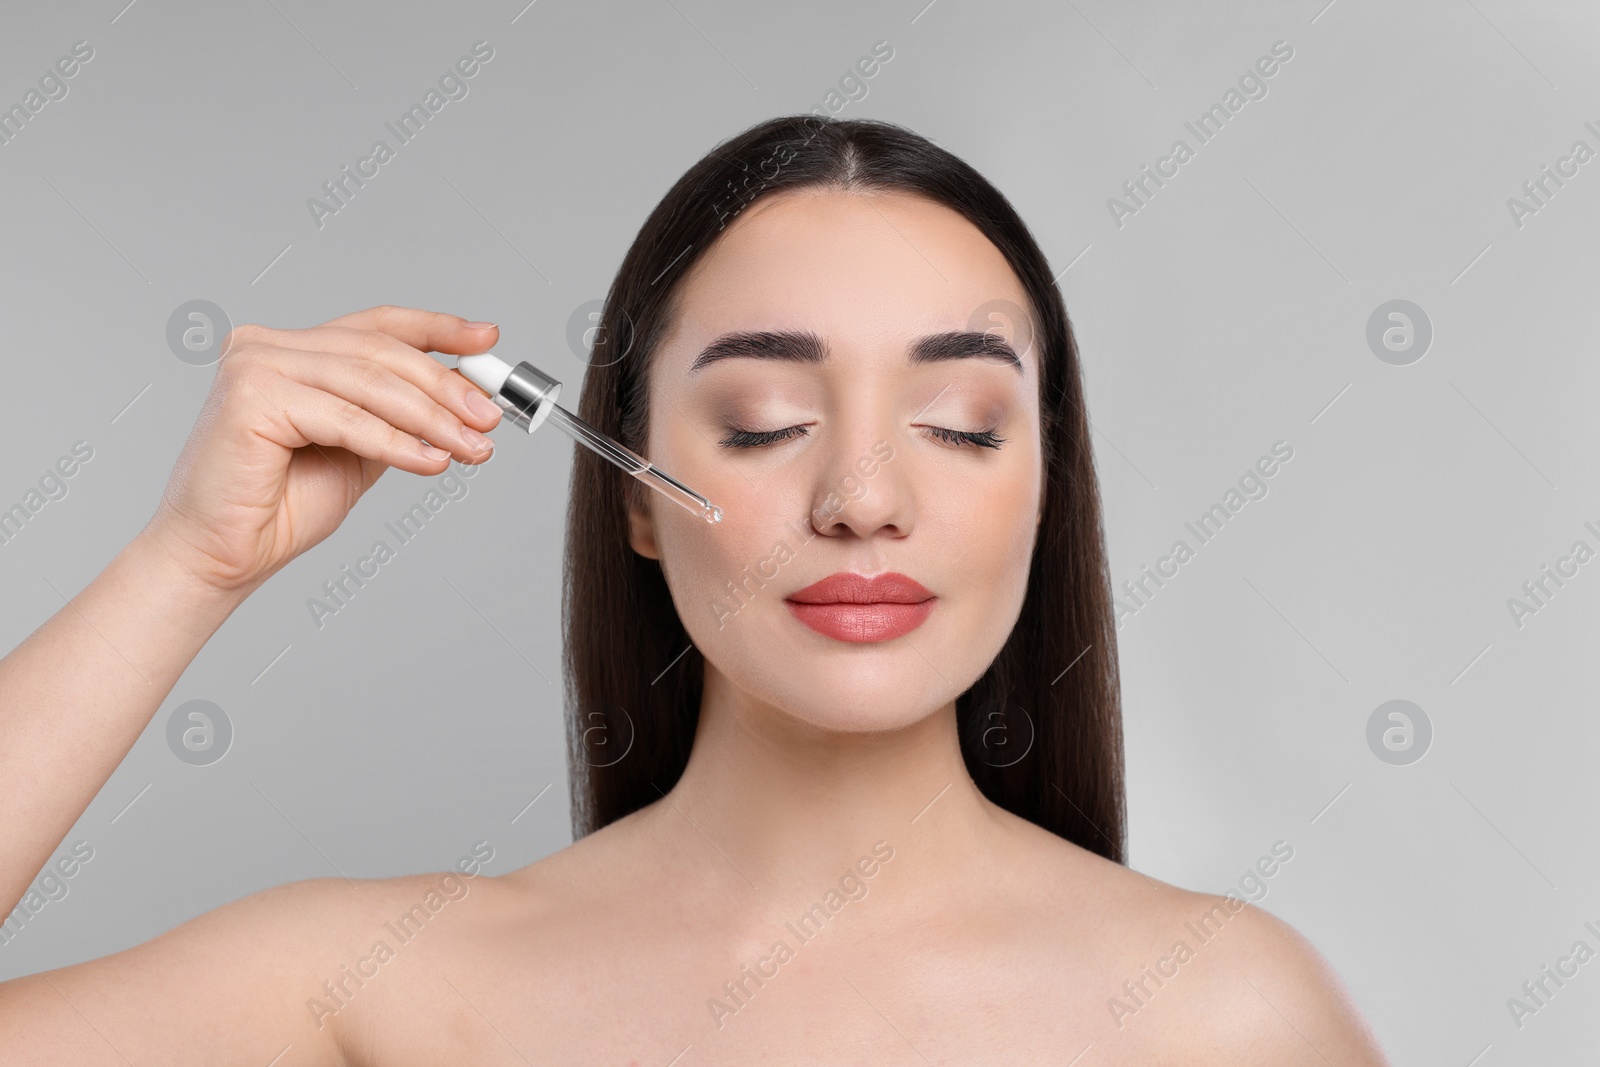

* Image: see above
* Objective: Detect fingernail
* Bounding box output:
[461,426,495,453]
[464,321,498,330]
[464,390,502,421]
[420,444,452,461]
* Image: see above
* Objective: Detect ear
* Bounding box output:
[628,493,661,559]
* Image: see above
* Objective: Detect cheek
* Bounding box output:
[650,419,819,589]
[922,454,1040,655]
[652,468,801,637]
[661,504,768,594]
[994,460,1043,588]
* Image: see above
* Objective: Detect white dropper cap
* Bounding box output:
[457,352,513,396]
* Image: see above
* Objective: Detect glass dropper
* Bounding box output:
[456,353,723,524]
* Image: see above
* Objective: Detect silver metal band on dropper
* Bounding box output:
[489,360,562,434]
[493,360,647,475]
[488,359,723,523]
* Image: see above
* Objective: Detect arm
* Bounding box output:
[0,531,252,917]
[0,876,357,1065]
[3,305,499,917]
[0,532,416,1064]
[0,306,502,1059]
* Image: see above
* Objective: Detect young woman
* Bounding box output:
[0,115,1389,1063]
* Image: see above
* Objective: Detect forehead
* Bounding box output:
[662,188,1034,369]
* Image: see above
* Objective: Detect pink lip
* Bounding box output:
[785,572,935,643]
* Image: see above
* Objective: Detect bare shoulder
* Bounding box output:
[1151,887,1391,1064]
[1088,863,1392,1065]
[981,812,1389,1063]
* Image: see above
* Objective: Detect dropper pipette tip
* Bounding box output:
[458,352,725,525]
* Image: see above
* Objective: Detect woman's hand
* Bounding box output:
[142,305,504,596]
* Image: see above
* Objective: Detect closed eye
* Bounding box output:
[924,426,1006,449]
[717,425,1006,450]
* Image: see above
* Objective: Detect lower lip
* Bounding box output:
[784,599,935,643]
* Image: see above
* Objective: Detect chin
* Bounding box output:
[703,617,975,735]
[786,688,943,734]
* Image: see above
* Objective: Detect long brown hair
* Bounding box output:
[562,114,1125,863]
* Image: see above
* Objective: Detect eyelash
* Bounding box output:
[718,424,1007,450]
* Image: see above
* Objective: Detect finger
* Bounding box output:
[239,324,504,433]
[317,304,498,357]
[234,360,463,476]
[267,347,496,464]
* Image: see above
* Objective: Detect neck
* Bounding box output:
[650,664,1005,912]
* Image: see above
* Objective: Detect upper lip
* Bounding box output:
[786,572,934,605]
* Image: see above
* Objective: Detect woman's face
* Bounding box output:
[629,187,1045,733]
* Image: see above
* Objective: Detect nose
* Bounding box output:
[807,425,907,539]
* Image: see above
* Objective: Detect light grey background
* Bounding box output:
[1,0,1596,1061]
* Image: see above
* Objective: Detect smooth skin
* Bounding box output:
[0,194,1391,1064]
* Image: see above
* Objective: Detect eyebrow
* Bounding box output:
[687,329,1024,376]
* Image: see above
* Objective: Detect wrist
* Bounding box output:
[121,530,256,625]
